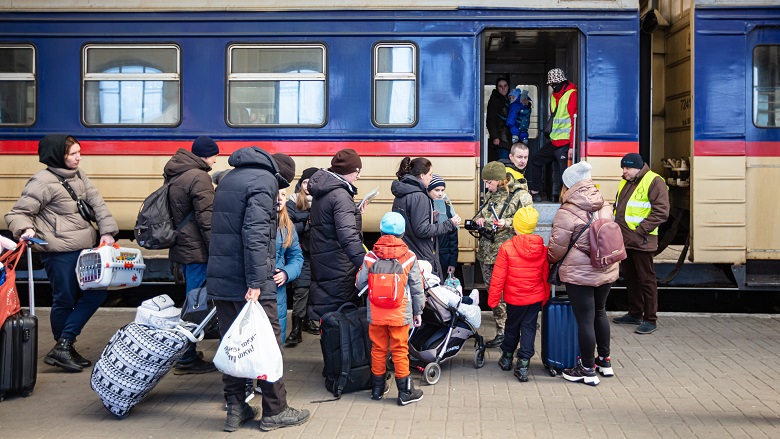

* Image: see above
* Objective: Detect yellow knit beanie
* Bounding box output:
[513,206,539,234]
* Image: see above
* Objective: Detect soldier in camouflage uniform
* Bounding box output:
[474,161,533,348]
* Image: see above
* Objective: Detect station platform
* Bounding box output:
[1,309,779,438]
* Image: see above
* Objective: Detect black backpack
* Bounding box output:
[319,303,372,399]
[134,176,192,250]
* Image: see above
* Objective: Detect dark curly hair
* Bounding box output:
[396,157,432,180]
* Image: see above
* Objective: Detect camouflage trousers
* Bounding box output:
[480,261,507,334]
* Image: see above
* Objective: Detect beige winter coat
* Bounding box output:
[5,167,118,252]
[547,179,619,287]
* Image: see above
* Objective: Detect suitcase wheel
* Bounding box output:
[548,368,558,377]
[423,362,441,385]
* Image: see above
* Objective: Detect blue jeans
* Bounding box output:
[40,251,107,342]
[179,263,208,364]
[497,148,510,160]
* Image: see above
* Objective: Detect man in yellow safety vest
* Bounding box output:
[527,68,577,203]
[612,153,669,335]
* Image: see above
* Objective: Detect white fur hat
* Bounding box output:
[562,161,593,189]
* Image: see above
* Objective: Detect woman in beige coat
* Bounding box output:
[547,161,619,387]
[6,134,118,373]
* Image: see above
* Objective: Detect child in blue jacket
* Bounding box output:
[507,89,532,144]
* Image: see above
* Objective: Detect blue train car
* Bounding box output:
[0,2,640,267]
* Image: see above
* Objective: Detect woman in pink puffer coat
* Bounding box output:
[548,161,619,387]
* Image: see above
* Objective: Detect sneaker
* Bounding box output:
[562,362,600,386]
[469,289,480,307]
[514,358,530,382]
[531,193,542,203]
[259,406,310,431]
[612,313,642,325]
[635,321,657,334]
[173,358,218,375]
[595,356,614,377]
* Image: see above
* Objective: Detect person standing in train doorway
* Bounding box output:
[527,68,578,202]
[165,136,219,375]
[612,153,669,335]
[486,77,512,161]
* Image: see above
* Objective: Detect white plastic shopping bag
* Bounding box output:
[213,300,283,382]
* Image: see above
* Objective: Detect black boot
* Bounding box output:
[371,374,390,400]
[224,402,258,432]
[485,333,504,348]
[43,338,83,373]
[286,316,303,347]
[395,375,423,406]
[70,341,92,368]
[514,358,530,382]
[498,350,514,371]
[304,319,320,335]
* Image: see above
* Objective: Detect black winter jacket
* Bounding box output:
[307,169,365,320]
[164,148,214,265]
[206,146,288,302]
[486,89,511,150]
[391,174,457,278]
[435,200,459,271]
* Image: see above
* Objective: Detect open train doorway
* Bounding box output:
[482,29,580,198]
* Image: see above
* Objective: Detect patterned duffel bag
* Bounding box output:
[90,322,196,418]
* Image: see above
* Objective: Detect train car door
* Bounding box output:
[481,29,580,189]
[746,27,780,263]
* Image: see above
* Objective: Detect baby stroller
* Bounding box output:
[407,284,486,385]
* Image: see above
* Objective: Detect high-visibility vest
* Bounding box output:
[549,89,575,142]
[615,170,664,235]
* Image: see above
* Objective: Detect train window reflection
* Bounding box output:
[227,45,326,126]
[82,45,180,126]
[753,45,780,128]
[0,45,36,126]
[373,43,417,126]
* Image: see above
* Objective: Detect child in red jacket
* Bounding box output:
[488,206,550,382]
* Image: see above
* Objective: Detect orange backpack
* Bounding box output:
[365,251,416,309]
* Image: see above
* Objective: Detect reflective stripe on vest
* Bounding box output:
[615,170,664,235]
[549,89,575,141]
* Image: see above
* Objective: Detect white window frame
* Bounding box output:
[372,42,418,127]
[82,44,181,126]
[0,44,36,126]
[226,44,327,127]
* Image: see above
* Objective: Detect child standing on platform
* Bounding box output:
[487,206,550,382]
[427,174,459,278]
[356,212,425,406]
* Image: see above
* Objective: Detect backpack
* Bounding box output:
[562,206,627,269]
[588,214,627,269]
[319,303,372,399]
[134,176,192,250]
[364,251,415,309]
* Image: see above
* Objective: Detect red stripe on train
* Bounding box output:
[0,140,480,157]
[582,141,638,157]
[694,140,780,157]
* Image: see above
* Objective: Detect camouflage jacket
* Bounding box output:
[475,176,533,265]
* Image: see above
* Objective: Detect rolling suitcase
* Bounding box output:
[540,286,580,377]
[319,302,372,398]
[0,239,39,401]
[90,300,216,418]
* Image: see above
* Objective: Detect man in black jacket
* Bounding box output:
[307,148,366,321]
[207,146,309,432]
[165,136,218,375]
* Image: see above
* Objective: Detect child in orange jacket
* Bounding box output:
[488,206,550,382]
[356,212,425,406]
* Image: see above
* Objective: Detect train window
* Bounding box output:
[82,45,180,126]
[754,46,780,128]
[0,45,36,126]
[227,45,326,126]
[373,43,417,126]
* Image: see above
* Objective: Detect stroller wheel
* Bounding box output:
[474,348,486,369]
[423,363,441,385]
